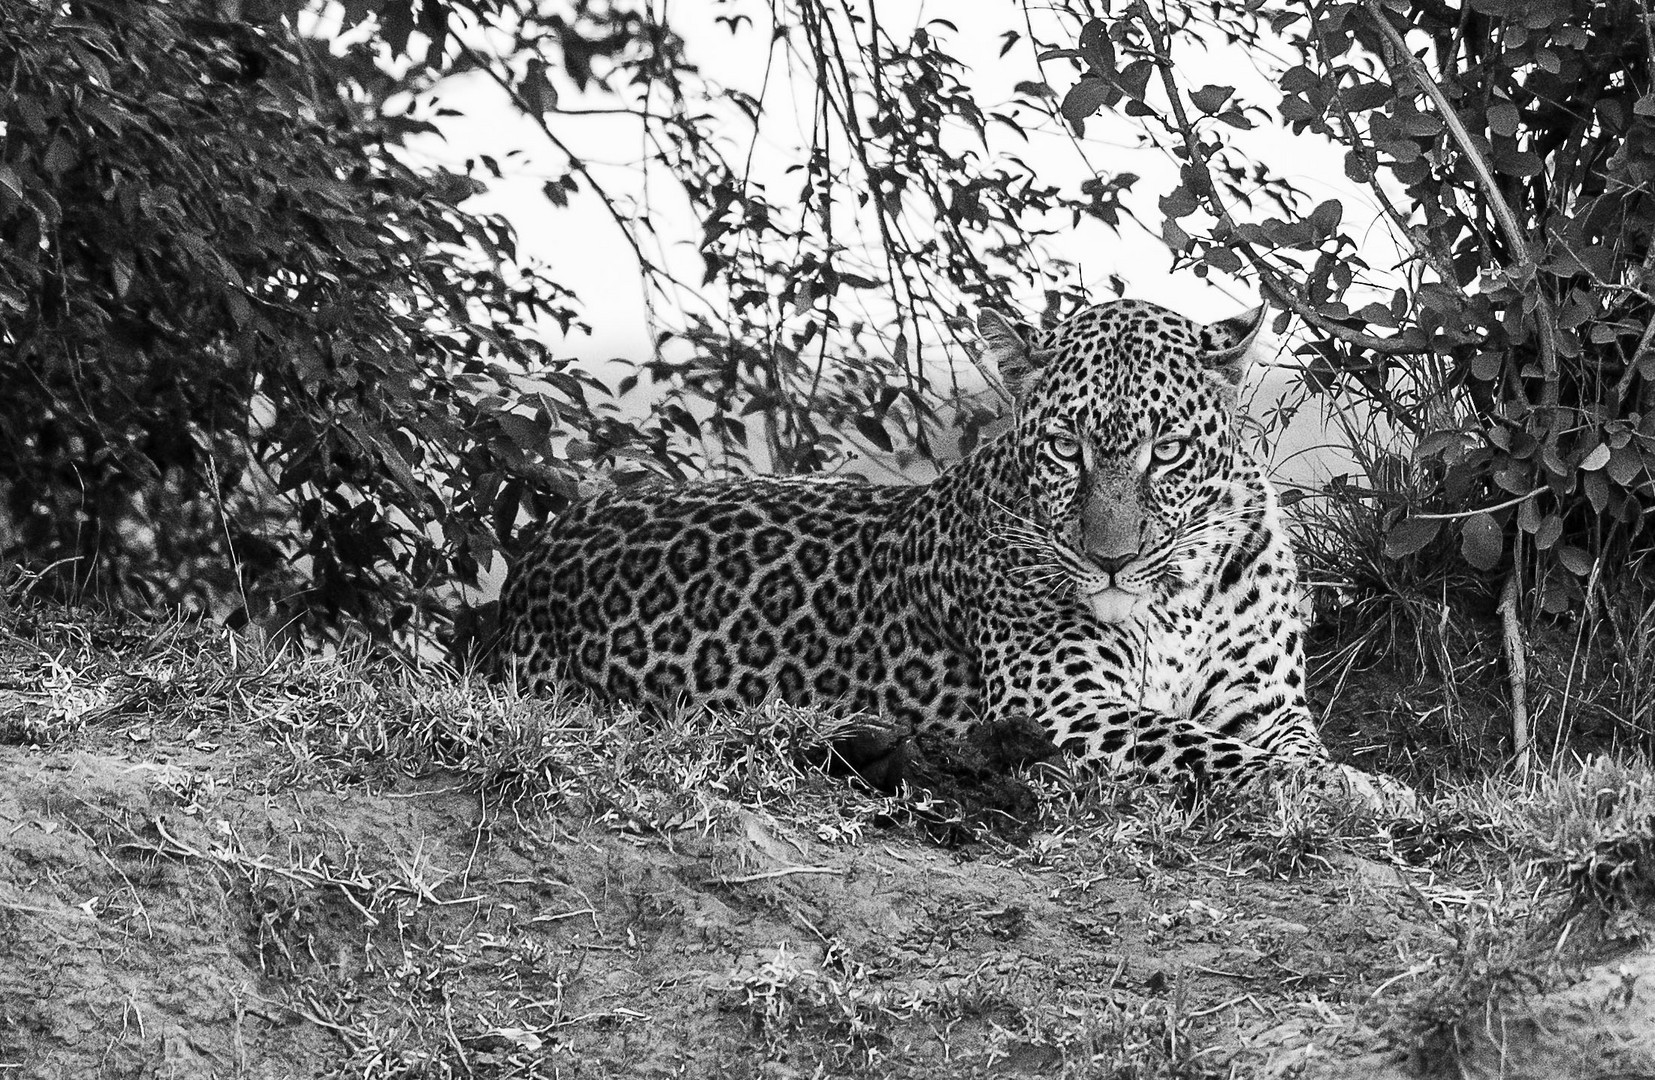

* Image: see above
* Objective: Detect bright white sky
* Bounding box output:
[375,1,1407,485]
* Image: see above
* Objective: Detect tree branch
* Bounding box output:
[1139,12,1426,357]
[1364,1,1561,412]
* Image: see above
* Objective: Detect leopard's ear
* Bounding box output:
[976,309,1045,402]
[1201,304,1268,385]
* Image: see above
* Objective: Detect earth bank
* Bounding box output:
[0,612,1650,1079]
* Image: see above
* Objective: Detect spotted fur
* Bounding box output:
[498,299,1381,796]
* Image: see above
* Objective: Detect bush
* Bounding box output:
[0,0,583,647]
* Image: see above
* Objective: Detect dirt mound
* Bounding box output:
[0,611,1652,1078]
[0,744,1416,1078]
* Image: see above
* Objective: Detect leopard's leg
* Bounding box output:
[1046,700,1286,792]
[1184,530,1418,813]
[975,619,1291,792]
[975,617,1415,815]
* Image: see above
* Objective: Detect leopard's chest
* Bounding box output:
[1115,597,1229,718]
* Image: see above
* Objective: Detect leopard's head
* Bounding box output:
[978,298,1267,624]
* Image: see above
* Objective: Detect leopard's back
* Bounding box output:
[497,477,981,727]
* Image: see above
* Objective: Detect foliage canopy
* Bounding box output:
[4,0,1653,652]
[1054,0,1655,616]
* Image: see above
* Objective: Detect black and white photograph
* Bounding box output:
[2,1,1653,1076]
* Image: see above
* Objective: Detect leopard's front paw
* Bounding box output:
[1313,762,1419,818]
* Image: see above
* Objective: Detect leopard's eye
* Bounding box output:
[1151,438,1189,468]
[1048,434,1083,463]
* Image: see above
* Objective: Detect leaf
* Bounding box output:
[1492,142,1543,177]
[1383,517,1441,558]
[379,0,416,55]
[1162,217,1190,251]
[342,414,428,510]
[496,412,547,451]
[542,177,576,208]
[1607,446,1643,484]
[1584,469,1610,514]
[1189,85,1235,114]
[1551,243,1615,281]
[1517,495,1542,534]
[1486,99,1520,136]
[1395,107,1443,137]
[42,136,77,179]
[482,1027,543,1053]
[1340,82,1393,111]
[223,289,252,328]
[1538,577,1573,614]
[1160,186,1199,219]
[1078,18,1110,63]
[1556,545,1593,576]
[1078,17,1115,74]
[1534,513,1563,550]
[1460,512,1502,570]
[111,254,133,299]
[1308,198,1343,235]
[1357,302,1396,328]
[853,414,893,453]
[520,58,559,115]
[1579,443,1611,471]
[0,162,22,200]
[1061,78,1117,128]
[1203,246,1242,273]
[1117,60,1154,102]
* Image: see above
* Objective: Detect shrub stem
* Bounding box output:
[1499,566,1531,774]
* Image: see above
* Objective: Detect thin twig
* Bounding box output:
[450,37,668,292]
[1190,994,1252,1018]
[0,897,64,916]
[1409,486,1545,521]
[701,865,843,885]
[529,908,597,925]
[442,998,469,1073]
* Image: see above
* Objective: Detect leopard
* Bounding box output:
[496,298,1414,810]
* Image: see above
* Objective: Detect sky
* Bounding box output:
[379,0,1407,486]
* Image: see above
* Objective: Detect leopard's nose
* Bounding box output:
[1092,553,1138,576]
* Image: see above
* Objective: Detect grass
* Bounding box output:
[1359,764,1655,1075]
[1273,418,1655,1075]
[1289,447,1508,779]
[1504,757,1655,935]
